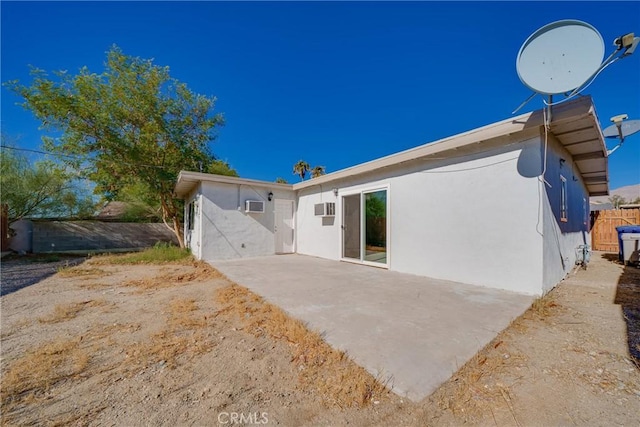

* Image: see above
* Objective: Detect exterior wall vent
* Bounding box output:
[245,200,265,213]
[314,202,335,217]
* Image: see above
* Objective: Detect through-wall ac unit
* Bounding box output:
[314,202,335,217]
[245,200,265,213]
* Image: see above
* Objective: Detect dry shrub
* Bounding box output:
[215,284,390,408]
[56,266,110,278]
[38,300,107,324]
[1,338,89,407]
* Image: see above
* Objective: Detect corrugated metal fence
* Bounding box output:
[591,208,640,252]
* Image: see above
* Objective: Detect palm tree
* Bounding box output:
[310,165,326,178]
[292,160,310,181]
[275,177,288,184]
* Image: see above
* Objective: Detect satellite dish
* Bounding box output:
[517,20,605,95]
[602,115,640,155]
[603,119,640,139]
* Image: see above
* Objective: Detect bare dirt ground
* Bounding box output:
[1,251,639,426]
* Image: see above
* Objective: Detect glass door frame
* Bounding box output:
[340,185,390,269]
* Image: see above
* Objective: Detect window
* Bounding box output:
[342,188,388,265]
[560,175,568,222]
[187,201,195,230]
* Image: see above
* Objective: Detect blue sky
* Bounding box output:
[2,1,639,190]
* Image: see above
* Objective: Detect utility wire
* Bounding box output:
[0,145,177,171]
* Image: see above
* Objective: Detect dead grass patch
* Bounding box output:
[158,260,225,282]
[78,281,112,290]
[0,318,33,339]
[123,298,213,370]
[56,266,110,279]
[38,300,108,324]
[528,293,561,319]
[215,283,390,408]
[508,291,563,334]
[431,336,527,425]
[428,291,561,424]
[123,262,224,293]
[1,338,89,408]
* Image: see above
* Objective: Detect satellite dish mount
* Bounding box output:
[602,115,640,155]
[514,20,639,119]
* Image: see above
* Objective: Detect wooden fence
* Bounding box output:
[591,208,640,252]
[1,204,8,252]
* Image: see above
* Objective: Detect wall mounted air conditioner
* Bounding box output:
[314,202,335,217]
[245,200,265,213]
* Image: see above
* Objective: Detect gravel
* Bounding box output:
[0,256,86,296]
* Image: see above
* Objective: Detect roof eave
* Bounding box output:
[174,171,293,198]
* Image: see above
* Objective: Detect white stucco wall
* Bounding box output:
[197,181,295,261]
[296,137,546,295]
[392,140,544,295]
[296,186,341,260]
[541,132,591,292]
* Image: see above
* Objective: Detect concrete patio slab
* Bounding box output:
[212,254,535,402]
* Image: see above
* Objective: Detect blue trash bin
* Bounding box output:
[616,225,640,261]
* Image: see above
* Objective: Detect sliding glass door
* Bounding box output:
[341,189,388,266]
[342,194,361,259]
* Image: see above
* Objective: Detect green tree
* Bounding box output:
[207,159,238,177]
[114,181,163,222]
[5,46,224,247]
[0,144,95,221]
[609,195,626,209]
[310,165,326,178]
[292,160,310,181]
[275,177,288,184]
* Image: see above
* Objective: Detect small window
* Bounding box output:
[560,175,568,222]
[187,201,195,230]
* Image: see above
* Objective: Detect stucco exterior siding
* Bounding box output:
[541,132,591,292]
[296,137,545,294]
[194,181,295,261]
[295,186,341,260]
[390,139,544,295]
[176,97,607,296]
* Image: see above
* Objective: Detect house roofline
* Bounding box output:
[293,96,605,192]
[174,171,293,198]
[174,96,608,198]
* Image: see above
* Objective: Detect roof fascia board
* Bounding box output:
[175,171,293,197]
[294,97,596,190]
